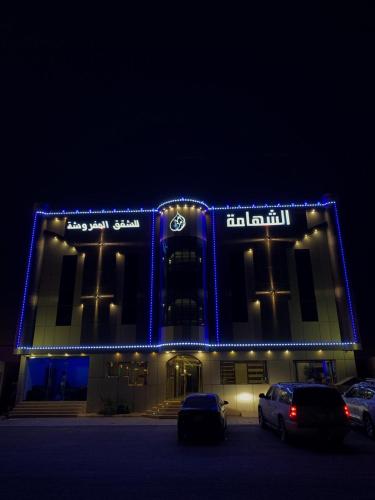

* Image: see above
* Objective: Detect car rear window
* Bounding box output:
[293,388,343,407]
[183,396,217,409]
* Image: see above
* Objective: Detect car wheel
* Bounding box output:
[258,408,267,429]
[278,416,288,443]
[363,413,375,439]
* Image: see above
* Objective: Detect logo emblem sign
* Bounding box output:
[170,212,186,232]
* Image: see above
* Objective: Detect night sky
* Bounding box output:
[1,6,374,351]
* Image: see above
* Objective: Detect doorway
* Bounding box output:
[166,355,202,400]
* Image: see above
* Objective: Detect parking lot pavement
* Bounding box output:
[0,415,258,426]
[0,423,374,500]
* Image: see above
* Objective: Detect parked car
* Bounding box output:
[258,383,350,443]
[177,393,228,441]
[343,382,375,439]
[333,376,364,394]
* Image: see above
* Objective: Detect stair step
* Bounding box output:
[9,400,87,418]
[142,399,182,418]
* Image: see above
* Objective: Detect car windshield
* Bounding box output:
[293,388,343,407]
[183,396,217,409]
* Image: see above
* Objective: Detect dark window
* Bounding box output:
[279,389,292,404]
[166,298,202,326]
[122,254,138,324]
[230,252,248,322]
[265,387,274,399]
[100,250,116,295]
[253,245,269,291]
[106,361,148,386]
[81,248,97,296]
[56,255,77,326]
[183,395,217,409]
[345,387,359,398]
[295,360,336,384]
[292,388,343,407]
[220,361,268,384]
[271,243,290,290]
[358,387,375,400]
[294,249,318,321]
[161,237,204,327]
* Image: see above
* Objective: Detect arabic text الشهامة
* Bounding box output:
[226,209,291,228]
[66,219,141,232]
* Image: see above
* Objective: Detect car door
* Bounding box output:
[344,386,360,421]
[365,388,375,422]
[268,387,280,427]
[261,386,274,422]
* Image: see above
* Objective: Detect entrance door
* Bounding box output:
[166,355,202,400]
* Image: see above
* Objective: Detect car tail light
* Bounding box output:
[344,405,350,418]
[289,405,298,421]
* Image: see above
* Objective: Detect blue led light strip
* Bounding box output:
[211,210,220,343]
[37,208,156,215]
[15,211,39,348]
[148,211,156,344]
[211,201,335,210]
[35,199,335,217]
[19,340,357,353]
[332,202,359,343]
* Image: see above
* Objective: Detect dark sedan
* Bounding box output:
[177,393,228,441]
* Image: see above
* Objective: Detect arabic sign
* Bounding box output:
[226,209,291,228]
[170,212,186,232]
[66,219,141,232]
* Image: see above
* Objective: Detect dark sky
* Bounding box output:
[1,6,374,350]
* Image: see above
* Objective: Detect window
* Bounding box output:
[220,361,268,384]
[169,250,198,264]
[345,387,359,398]
[166,298,203,326]
[294,360,336,384]
[122,253,138,324]
[294,249,318,321]
[106,361,148,386]
[271,388,279,401]
[359,387,375,400]
[56,255,78,326]
[279,388,292,404]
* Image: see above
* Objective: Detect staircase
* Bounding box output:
[143,400,182,419]
[8,401,87,418]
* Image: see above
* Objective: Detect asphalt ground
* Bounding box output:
[0,419,374,500]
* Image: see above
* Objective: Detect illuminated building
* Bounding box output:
[13,198,359,415]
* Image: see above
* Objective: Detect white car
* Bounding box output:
[258,383,350,443]
[344,382,375,439]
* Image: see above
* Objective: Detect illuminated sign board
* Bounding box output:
[170,212,186,232]
[66,219,141,232]
[226,209,291,228]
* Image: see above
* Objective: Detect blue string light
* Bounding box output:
[17,198,358,351]
[332,202,359,343]
[18,340,357,353]
[15,211,39,348]
[148,211,156,344]
[211,210,220,343]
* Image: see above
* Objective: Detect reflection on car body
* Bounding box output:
[344,381,375,439]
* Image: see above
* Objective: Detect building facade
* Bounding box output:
[15,198,359,416]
